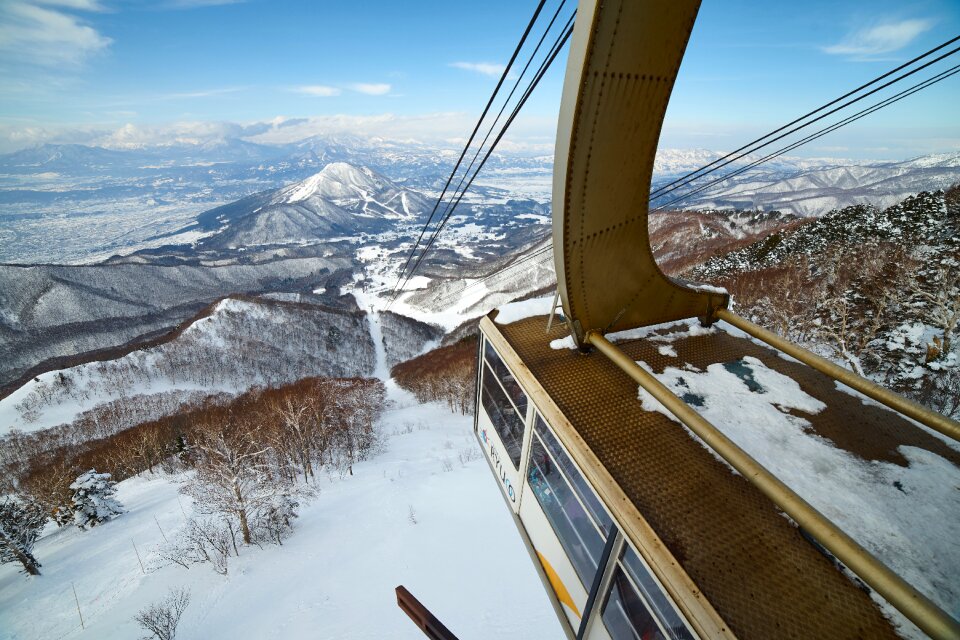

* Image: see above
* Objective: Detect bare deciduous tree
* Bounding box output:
[908,262,960,357]
[0,496,46,576]
[160,517,232,575]
[182,406,284,545]
[134,587,191,640]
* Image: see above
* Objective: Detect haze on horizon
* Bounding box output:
[1,0,958,160]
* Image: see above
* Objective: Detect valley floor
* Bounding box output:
[0,384,562,640]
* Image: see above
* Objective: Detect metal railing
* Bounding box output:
[715,308,960,443]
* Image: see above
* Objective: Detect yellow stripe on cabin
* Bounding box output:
[536,551,581,619]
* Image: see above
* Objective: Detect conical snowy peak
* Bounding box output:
[194,161,431,250]
[282,162,396,204]
[271,162,428,221]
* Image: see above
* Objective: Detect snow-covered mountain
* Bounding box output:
[191,162,429,250]
[664,152,960,217]
[693,187,959,278]
[277,162,425,218]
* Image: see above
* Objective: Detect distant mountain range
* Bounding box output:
[1,132,958,396]
[658,151,960,217]
[2,140,956,246]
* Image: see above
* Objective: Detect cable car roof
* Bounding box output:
[483,312,960,639]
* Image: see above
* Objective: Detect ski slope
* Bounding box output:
[0,386,563,640]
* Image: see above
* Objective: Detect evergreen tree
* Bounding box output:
[0,496,46,576]
[70,470,124,529]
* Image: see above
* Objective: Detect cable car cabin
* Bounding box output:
[468,1,960,638]
[475,313,960,640]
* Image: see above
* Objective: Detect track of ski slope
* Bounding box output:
[0,386,563,640]
[347,241,555,333]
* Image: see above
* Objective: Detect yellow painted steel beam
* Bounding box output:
[584,329,960,640]
[552,0,728,346]
[715,308,960,444]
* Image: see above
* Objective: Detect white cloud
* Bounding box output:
[163,0,247,7]
[350,83,391,96]
[95,120,271,148]
[34,0,106,9]
[158,87,245,100]
[0,1,111,67]
[0,111,562,154]
[449,61,505,77]
[244,113,469,145]
[823,19,934,57]
[295,85,342,97]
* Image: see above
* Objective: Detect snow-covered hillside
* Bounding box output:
[0,296,380,436]
[0,256,353,393]
[669,152,960,217]
[0,388,563,640]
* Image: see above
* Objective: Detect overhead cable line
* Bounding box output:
[651,62,960,212]
[392,18,574,304]
[430,0,570,241]
[387,0,549,302]
[440,58,960,304]
[388,11,575,307]
[391,9,574,306]
[648,34,960,203]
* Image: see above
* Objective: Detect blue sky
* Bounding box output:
[0,0,958,158]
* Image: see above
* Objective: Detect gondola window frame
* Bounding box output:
[527,411,613,590]
[479,352,529,469]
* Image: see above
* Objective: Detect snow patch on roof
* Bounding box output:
[633,354,960,639]
[494,295,555,325]
[549,317,717,350]
[658,344,678,358]
[688,282,728,295]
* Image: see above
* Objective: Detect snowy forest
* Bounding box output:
[691,188,960,418]
[2,376,385,578]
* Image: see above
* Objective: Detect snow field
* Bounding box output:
[0,388,562,640]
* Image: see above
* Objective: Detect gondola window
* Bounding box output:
[535,416,612,535]
[600,546,695,640]
[480,361,526,467]
[527,416,609,588]
[601,567,669,640]
[620,546,694,639]
[484,340,528,415]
